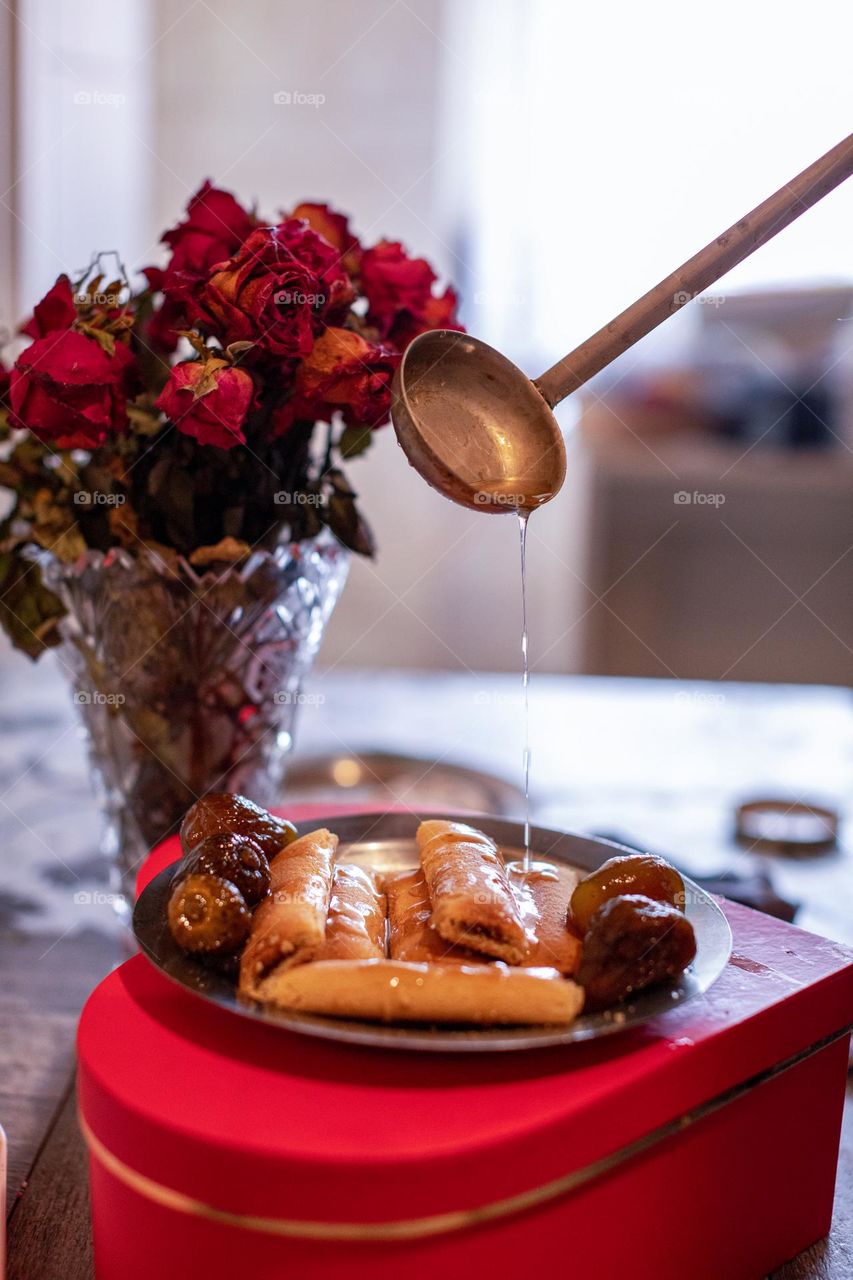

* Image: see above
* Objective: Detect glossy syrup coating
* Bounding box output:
[569,853,686,935]
[578,893,697,1011]
[180,793,297,860]
[167,873,251,955]
[181,832,270,906]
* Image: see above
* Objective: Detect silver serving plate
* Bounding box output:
[133,812,732,1053]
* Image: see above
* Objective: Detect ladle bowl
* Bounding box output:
[392,330,566,514]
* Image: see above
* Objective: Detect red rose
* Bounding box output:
[289,202,362,276]
[21,274,77,339]
[156,358,254,449]
[360,241,436,336]
[274,218,353,318]
[161,181,255,284]
[10,330,137,449]
[387,285,462,349]
[141,184,256,351]
[0,357,10,407]
[274,327,396,433]
[360,241,463,348]
[142,290,185,356]
[198,224,351,358]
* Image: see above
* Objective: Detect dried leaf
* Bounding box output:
[178,330,210,358]
[224,341,255,360]
[189,536,252,567]
[0,550,66,658]
[30,489,86,563]
[126,398,163,437]
[76,322,115,357]
[0,461,21,489]
[339,426,373,459]
[108,502,139,548]
[326,467,355,497]
[325,491,375,556]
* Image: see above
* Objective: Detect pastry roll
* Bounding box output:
[416,820,527,964]
[386,868,482,964]
[508,861,583,976]
[239,828,337,991]
[257,958,584,1025]
[313,863,386,962]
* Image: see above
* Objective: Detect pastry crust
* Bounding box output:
[239,828,337,991]
[255,958,584,1025]
[386,868,483,964]
[312,863,386,962]
[508,861,583,976]
[416,820,527,964]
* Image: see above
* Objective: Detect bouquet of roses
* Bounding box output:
[0,182,461,657]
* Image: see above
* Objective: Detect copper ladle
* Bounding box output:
[392,133,853,513]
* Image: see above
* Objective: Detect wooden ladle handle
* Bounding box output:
[534,133,853,408]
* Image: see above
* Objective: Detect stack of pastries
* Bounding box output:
[166,796,697,1027]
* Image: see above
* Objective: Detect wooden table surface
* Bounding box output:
[2,662,852,1279]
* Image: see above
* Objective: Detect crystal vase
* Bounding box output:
[41,530,349,919]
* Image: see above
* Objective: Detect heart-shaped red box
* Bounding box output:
[78,807,853,1279]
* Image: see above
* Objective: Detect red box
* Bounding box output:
[78,812,853,1280]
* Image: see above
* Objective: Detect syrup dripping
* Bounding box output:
[518,509,531,871]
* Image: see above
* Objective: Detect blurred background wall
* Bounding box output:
[3,0,853,680]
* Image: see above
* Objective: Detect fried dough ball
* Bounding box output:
[167,873,251,955]
[570,853,685,935]
[181,832,270,906]
[180,793,297,860]
[577,893,697,1011]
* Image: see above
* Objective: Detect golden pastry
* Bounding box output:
[385,868,483,964]
[416,819,527,964]
[239,828,337,991]
[508,860,583,976]
[256,958,584,1025]
[312,863,386,962]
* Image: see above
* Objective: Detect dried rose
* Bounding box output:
[288,202,362,276]
[160,181,255,285]
[10,330,137,449]
[273,218,352,307]
[142,291,186,356]
[198,223,352,358]
[20,274,77,339]
[273,327,396,433]
[388,285,462,349]
[156,358,254,449]
[140,184,255,353]
[360,240,436,337]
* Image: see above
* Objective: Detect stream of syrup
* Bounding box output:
[518,509,531,871]
[480,482,549,873]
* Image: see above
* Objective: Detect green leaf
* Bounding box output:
[338,426,373,459]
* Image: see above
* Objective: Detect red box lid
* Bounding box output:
[79,808,853,1230]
